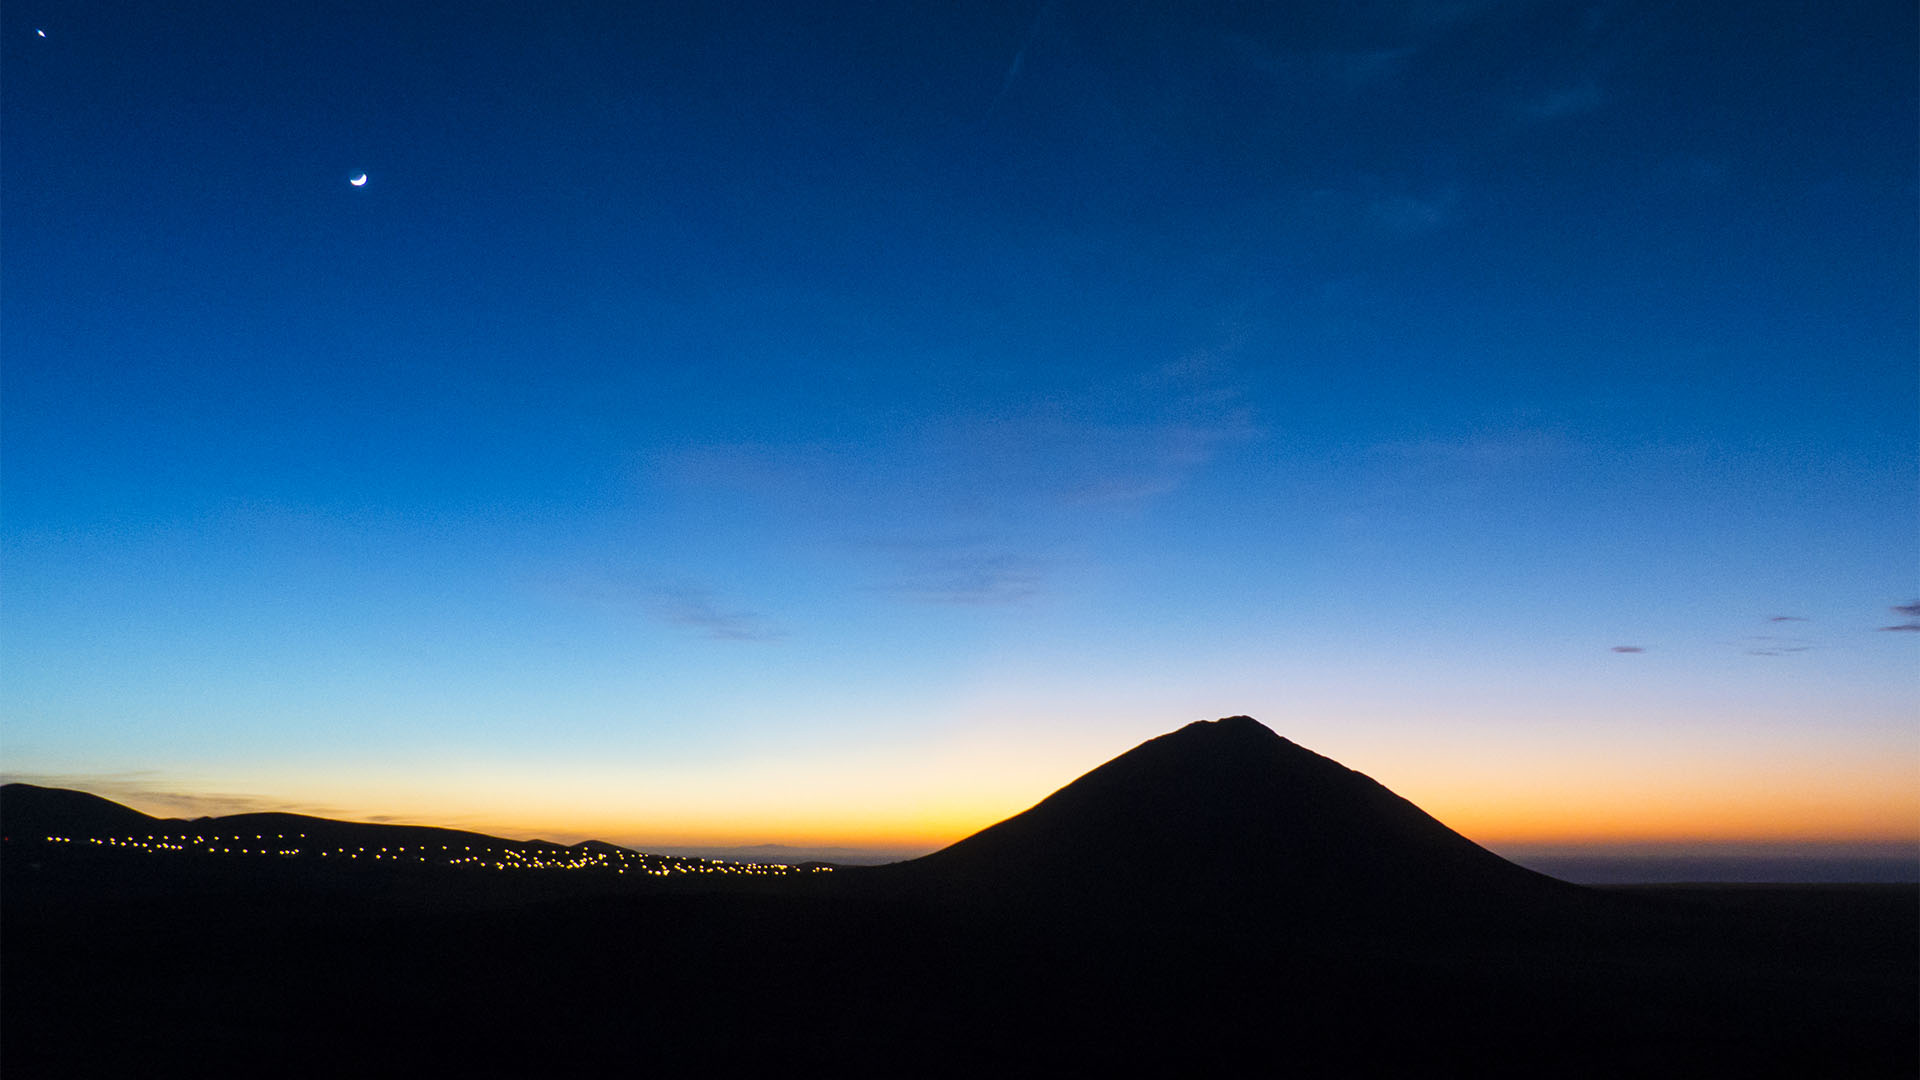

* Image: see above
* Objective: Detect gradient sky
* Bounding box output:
[3,2,1914,867]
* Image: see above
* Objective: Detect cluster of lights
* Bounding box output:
[17,833,832,877]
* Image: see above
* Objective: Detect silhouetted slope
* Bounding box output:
[873,716,1582,928]
[161,808,563,852]
[0,783,821,918]
[2,783,161,838]
[1,785,580,856]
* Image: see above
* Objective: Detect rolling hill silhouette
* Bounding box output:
[0,782,592,861]
[868,715,1583,930]
[1,783,161,838]
[0,781,816,916]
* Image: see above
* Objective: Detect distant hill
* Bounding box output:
[0,783,814,886]
[867,715,1584,930]
[1,783,162,838]
[1,783,548,852]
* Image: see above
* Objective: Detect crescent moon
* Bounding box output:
[349,174,367,187]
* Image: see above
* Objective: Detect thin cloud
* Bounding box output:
[1371,429,1570,470]
[1054,347,1260,506]
[1223,0,1491,90]
[1059,415,1257,505]
[1357,429,1573,510]
[1233,41,1420,89]
[1519,80,1604,121]
[647,586,784,642]
[1610,645,1645,653]
[1737,632,1814,656]
[888,549,1046,606]
[988,0,1057,114]
[665,353,1255,522]
[652,442,833,501]
[1331,46,1418,86]
[1877,601,1920,632]
[658,345,1259,609]
[1368,189,1456,233]
[551,578,784,642]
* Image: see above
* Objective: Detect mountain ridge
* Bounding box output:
[867,715,1583,928]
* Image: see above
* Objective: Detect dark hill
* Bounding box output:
[1,783,161,839]
[868,715,1586,931]
[162,809,558,852]
[0,785,577,855]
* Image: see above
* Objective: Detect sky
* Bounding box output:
[3,2,1915,874]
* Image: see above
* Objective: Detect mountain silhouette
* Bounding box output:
[1,783,162,839]
[869,715,1583,930]
[0,784,616,859]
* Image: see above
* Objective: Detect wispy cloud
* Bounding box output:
[884,546,1047,606]
[1333,426,1579,539]
[1289,180,1462,242]
[1371,429,1571,468]
[988,0,1058,114]
[1056,347,1260,505]
[1368,189,1456,233]
[1730,613,1819,655]
[551,579,784,642]
[1331,46,1418,85]
[644,586,784,642]
[1610,645,1645,653]
[1358,429,1573,506]
[661,350,1255,521]
[1519,80,1604,121]
[656,343,1259,608]
[653,442,832,502]
[1221,0,1494,90]
[1228,37,1421,89]
[1877,601,1920,632]
[1055,412,1258,505]
[1743,635,1814,656]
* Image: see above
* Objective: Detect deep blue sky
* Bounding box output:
[3,2,1914,860]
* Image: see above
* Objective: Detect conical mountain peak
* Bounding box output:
[1168,713,1291,747]
[880,716,1576,927]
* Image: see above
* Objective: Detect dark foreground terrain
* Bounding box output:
[5,719,1914,1076]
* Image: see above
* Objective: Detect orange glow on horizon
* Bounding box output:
[60,721,1920,859]
[266,776,1918,858]
[87,786,1919,859]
